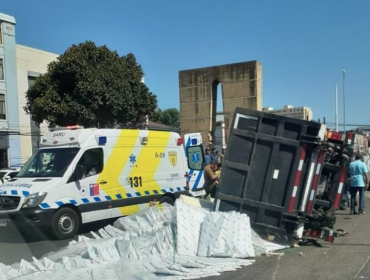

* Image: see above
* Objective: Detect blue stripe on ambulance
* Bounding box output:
[192,170,204,190]
[38,187,187,209]
[0,190,30,196]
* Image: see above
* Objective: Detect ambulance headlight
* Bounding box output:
[22,192,47,208]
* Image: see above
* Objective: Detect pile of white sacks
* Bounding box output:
[0,197,287,280]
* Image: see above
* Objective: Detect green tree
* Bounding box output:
[25,41,157,128]
[151,108,163,123]
[151,108,180,128]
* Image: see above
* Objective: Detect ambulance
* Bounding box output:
[0,127,205,239]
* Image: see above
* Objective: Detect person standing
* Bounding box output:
[204,147,211,165]
[203,160,219,198]
[210,148,218,163]
[348,153,369,214]
[219,148,226,163]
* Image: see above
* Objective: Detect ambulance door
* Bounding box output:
[159,145,187,195]
[184,133,206,196]
[73,147,110,223]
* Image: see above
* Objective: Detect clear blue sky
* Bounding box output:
[2,0,370,127]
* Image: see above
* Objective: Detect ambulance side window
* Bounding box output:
[76,148,103,178]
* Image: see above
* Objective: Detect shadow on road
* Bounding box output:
[0,218,119,263]
[0,218,118,243]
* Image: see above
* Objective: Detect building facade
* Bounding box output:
[0,13,21,168]
[262,105,313,121]
[0,12,60,167]
[17,45,58,162]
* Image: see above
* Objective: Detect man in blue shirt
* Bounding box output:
[204,147,211,165]
[348,153,369,214]
[210,148,219,163]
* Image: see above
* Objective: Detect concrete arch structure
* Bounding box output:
[179,60,262,146]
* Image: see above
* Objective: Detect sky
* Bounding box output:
[1,0,370,128]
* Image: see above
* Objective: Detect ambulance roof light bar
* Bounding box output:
[49,125,85,132]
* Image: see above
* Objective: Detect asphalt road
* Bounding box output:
[0,218,114,265]
[206,194,370,280]
[1,197,370,279]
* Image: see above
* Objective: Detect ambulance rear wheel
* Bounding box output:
[160,196,175,206]
[50,207,80,240]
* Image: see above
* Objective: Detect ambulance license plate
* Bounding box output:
[190,190,206,197]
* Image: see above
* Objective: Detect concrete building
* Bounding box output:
[179,61,262,147]
[0,11,60,167]
[0,13,21,168]
[262,105,313,121]
[17,45,58,162]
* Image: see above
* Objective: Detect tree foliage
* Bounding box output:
[151,108,180,128]
[25,41,157,128]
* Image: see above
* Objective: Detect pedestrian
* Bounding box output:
[216,150,221,163]
[204,147,211,165]
[210,162,222,198]
[210,148,218,163]
[203,160,219,199]
[348,153,369,214]
[219,148,226,163]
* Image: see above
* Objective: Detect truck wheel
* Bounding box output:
[160,196,175,206]
[50,207,79,240]
[340,197,348,210]
[342,154,350,161]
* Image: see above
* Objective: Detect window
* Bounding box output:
[0,23,2,45]
[0,59,3,80]
[8,172,18,178]
[76,148,104,178]
[17,148,80,178]
[0,94,5,120]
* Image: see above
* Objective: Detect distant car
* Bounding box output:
[0,169,19,183]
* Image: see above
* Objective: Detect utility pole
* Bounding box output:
[335,85,338,132]
[343,70,346,132]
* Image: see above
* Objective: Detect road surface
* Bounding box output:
[205,194,370,280]
[1,197,370,279]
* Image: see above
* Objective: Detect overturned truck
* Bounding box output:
[214,108,350,243]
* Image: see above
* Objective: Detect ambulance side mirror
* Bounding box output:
[186,145,204,171]
[75,165,84,181]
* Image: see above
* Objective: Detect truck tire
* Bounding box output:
[50,207,79,240]
[340,197,348,210]
[327,142,335,149]
[342,154,350,161]
[160,196,175,206]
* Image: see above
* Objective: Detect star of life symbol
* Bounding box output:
[129,154,137,167]
[191,153,200,163]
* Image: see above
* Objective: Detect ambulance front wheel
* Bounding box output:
[50,207,80,240]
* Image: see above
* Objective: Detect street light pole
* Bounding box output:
[335,85,338,132]
[343,70,346,133]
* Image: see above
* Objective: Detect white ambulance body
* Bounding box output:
[0,128,205,239]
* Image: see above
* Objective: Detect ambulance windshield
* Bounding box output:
[17,148,80,178]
